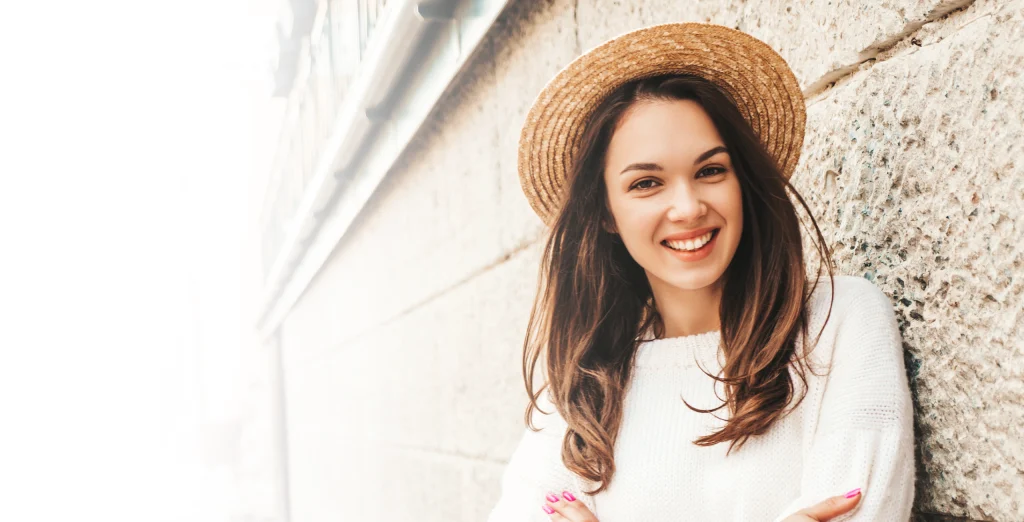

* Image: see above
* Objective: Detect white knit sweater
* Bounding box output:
[487,275,915,521]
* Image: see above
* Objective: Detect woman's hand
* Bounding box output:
[541,490,597,521]
[781,488,863,521]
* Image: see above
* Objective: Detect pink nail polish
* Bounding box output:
[845,488,862,498]
[542,504,555,514]
[545,493,559,503]
[562,491,577,502]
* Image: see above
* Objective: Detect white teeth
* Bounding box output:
[664,231,714,251]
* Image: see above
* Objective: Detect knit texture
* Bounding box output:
[486,275,915,521]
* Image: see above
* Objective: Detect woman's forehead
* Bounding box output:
[606,100,726,169]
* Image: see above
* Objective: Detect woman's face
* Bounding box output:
[602,98,744,293]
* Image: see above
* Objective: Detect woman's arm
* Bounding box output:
[774,279,916,521]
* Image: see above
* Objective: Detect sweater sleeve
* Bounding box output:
[487,391,596,522]
[772,279,916,522]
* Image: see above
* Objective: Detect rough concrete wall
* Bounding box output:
[276,0,1022,520]
[797,3,1023,517]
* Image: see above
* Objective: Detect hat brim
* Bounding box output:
[517,23,807,227]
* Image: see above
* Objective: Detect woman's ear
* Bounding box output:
[601,195,619,235]
[602,218,618,235]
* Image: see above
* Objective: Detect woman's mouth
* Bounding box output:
[661,228,719,261]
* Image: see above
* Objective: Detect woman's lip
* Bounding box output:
[661,227,720,242]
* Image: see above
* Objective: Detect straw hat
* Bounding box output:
[517,23,806,226]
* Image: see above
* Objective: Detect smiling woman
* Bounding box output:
[488,23,915,522]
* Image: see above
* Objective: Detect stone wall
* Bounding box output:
[275,0,1022,520]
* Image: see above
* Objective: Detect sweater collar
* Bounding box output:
[633,329,723,370]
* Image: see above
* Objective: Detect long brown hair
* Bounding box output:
[521,74,836,494]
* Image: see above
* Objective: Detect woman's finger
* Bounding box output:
[541,490,597,521]
[795,488,863,521]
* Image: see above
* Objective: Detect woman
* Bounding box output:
[486,23,915,521]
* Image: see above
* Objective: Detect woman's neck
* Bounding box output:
[647,274,723,338]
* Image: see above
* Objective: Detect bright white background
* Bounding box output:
[0,1,282,520]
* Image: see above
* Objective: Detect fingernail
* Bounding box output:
[545,493,559,503]
[542,504,555,514]
[562,490,577,502]
[845,488,862,498]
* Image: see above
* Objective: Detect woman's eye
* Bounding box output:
[629,179,659,191]
[698,166,727,178]
[629,168,725,191]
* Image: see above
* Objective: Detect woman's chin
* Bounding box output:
[647,265,725,292]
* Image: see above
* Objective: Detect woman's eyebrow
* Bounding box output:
[619,162,663,175]
[694,145,729,165]
[618,145,729,175]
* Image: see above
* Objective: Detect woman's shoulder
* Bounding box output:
[802,274,901,362]
[806,274,896,327]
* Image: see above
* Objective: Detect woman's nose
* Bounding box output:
[665,185,707,222]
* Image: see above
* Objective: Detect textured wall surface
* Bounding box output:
[275,0,1022,520]
[797,2,1023,517]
